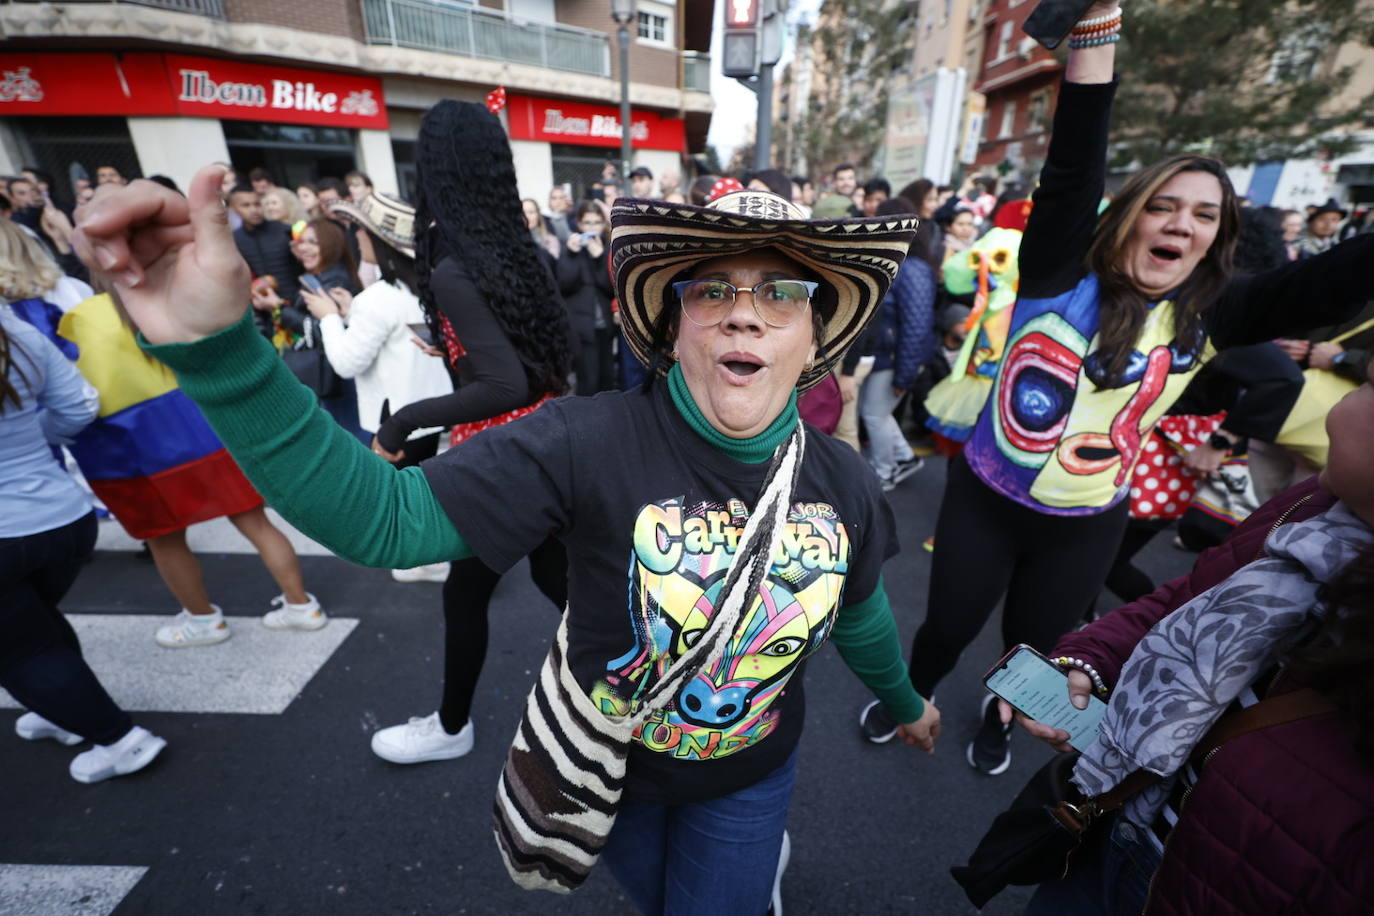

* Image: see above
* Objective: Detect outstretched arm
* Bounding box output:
[73,166,471,569]
[832,578,941,754]
[1017,7,1119,300]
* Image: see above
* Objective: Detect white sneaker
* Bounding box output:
[262,593,327,630]
[391,563,451,584]
[69,726,166,784]
[155,606,231,648]
[768,829,790,916]
[371,712,474,764]
[15,711,82,746]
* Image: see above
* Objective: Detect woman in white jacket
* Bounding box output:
[301,194,453,582]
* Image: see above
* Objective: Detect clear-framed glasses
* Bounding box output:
[670,279,820,328]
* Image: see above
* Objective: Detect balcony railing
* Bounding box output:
[362,0,611,78]
[5,0,226,18]
[682,51,711,93]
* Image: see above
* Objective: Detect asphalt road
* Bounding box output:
[0,456,1195,916]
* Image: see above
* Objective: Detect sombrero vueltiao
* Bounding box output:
[326,193,416,258]
[611,190,919,391]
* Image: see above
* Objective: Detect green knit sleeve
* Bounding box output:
[830,576,925,723]
[142,309,471,569]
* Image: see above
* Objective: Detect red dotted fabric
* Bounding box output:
[1128,412,1226,520]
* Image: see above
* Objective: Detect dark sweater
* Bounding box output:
[233,219,302,337]
[376,255,530,453]
[556,242,613,341]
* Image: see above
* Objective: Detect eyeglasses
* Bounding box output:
[671,279,820,328]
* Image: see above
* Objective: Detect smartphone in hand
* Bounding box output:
[407,322,435,346]
[1023,0,1099,49]
[299,274,325,295]
[983,643,1108,749]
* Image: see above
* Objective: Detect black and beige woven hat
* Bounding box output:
[610,190,918,390]
[326,193,416,259]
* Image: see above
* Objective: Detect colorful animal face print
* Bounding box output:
[590,496,850,761]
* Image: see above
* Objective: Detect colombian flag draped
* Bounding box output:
[57,294,262,540]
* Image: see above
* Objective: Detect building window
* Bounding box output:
[999,99,1018,138]
[637,11,666,41]
[1027,89,1050,133]
[996,20,1014,59]
[635,2,674,47]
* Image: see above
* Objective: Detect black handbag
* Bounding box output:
[950,688,1334,908]
[283,345,343,399]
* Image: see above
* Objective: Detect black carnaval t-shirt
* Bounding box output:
[421,382,897,803]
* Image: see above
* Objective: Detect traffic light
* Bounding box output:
[722,0,760,78]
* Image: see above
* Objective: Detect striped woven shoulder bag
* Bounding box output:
[493,422,807,893]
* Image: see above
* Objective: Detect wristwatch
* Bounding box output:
[1208,432,1235,453]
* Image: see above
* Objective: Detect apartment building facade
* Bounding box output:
[969,0,1060,186]
[0,0,714,207]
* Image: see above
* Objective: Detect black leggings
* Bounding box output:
[909,455,1129,698]
[0,512,133,745]
[1100,518,1170,607]
[438,538,568,734]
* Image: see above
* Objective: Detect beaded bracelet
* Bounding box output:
[1072,18,1121,36]
[1068,32,1121,49]
[1053,656,1110,696]
[1073,7,1122,28]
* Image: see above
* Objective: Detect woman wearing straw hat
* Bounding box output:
[74,167,941,912]
[302,193,454,582]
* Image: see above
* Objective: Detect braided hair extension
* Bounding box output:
[414,101,572,397]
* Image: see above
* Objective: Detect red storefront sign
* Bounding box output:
[0,53,174,116]
[164,54,386,128]
[0,52,387,129]
[506,95,685,152]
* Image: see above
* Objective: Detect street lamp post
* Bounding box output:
[610,0,636,186]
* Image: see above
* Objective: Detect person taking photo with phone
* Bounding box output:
[559,199,616,395]
[252,217,364,440]
[297,194,454,584]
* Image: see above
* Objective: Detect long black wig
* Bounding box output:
[414,101,572,397]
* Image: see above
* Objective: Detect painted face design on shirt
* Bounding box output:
[593,497,849,761]
[992,300,1205,510]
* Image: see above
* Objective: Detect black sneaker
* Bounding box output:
[859,700,899,744]
[890,456,925,486]
[966,695,1012,775]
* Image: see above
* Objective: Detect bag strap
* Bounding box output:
[625,423,806,725]
[1327,315,1374,346]
[1082,687,1337,820]
[1193,687,1336,759]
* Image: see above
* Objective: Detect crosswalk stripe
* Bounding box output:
[95,509,334,557]
[0,615,358,715]
[0,864,147,916]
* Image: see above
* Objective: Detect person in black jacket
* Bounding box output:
[231,185,302,338]
[558,200,616,395]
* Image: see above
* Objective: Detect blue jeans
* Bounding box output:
[601,750,797,915]
[1023,815,1163,916]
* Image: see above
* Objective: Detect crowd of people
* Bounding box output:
[4,3,1374,911]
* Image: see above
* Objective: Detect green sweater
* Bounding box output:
[145,310,924,723]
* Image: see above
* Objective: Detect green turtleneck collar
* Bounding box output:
[666,363,798,464]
